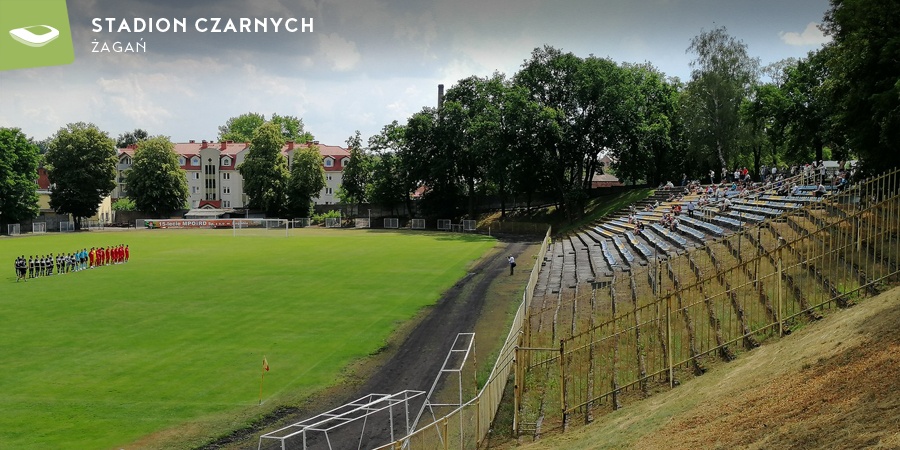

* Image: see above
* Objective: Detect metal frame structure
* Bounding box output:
[437,219,451,231]
[461,220,476,232]
[384,218,399,229]
[410,219,426,230]
[32,222,46,234]
[354,218,371,228]
[7,224,21,236]
[258,390,426,450]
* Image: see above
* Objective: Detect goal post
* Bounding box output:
[292,218,310,228]
[384,218,399,229]
[462,220,476,232]
[8,224,21,236]
[232,218,289,237]
[354,218,370,228]
[410,219,426,230]
[59,221,74,232]
[437,219,451,231]
[32,222,47,234]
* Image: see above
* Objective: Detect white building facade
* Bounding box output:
[115,140,349,210]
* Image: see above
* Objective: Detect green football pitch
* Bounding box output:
[0,228,496,449]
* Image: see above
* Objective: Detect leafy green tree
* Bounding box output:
[125,136,189,218]
[0,127,41,226]
[115,128,149,148]
[286,145,326,217]
[336,130,371,214]
[218,113,314,143]
[218,113,265,142]
[271,113,315,143]
[239,122,289,216]
[111,197,136,211]
[614,63,682,185]
[780,49,836,164]
[682,27,760,170]
[823,0,900,174]
[369,121,416,215]
[45,122,117,230]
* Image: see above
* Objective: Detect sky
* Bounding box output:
[0,0,832,147]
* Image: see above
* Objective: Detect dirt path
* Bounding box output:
[213,237,534,449]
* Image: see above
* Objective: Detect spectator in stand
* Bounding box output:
[721,197,733,212]
[815,183,827,198]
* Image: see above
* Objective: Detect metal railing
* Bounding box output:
[516,167,900,434]
[373,227,553,449]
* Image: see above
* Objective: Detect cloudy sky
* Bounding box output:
[0,0,832,146]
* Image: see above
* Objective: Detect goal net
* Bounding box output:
[354,218,370,228]
[7,224,21,236]
[437,219,451,231]
[292,218,310,228]
[410,219,426,230]
[462,220,476,232]
[384,218,399,229]
[32,222,47,234]
[232,218,289,237]
[59,221,75,232]
[325,217,341,228]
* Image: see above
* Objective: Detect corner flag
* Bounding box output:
[263,357,269,372]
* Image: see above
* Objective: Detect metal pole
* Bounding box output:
[666,292,673,388]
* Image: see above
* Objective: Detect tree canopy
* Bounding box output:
[45,122,118,229]
[218,113,314,143]
[125,136,189,217]
[0,127,41,225]
[238,122,289,216]
[286,145,326,217]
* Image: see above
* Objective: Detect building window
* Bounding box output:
[324,158,333,167]
[191,156,200,166]
[222,157,231,166]
[223,186,231,194]
[325,187,333,195]
[326,175,333,181]
[178,156,186,166]
[341,157,349,167]
[223,200,231,208]
[192,172,200,180]
[192,186,200,194]
[223,172,231,180]
[122,156,132,165]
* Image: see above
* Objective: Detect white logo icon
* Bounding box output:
[9,25,60,47]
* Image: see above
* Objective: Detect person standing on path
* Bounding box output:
[508,256,516,276]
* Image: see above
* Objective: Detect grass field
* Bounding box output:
[0,228,495,449]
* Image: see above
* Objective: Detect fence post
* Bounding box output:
[559,339,567,432]
[513,346,520,436]
[777,249,784,337]
[666,292,674,388]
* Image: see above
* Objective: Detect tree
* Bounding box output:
[336,130,371,214]
[0,127,40,226]
[286,145,326,217]
[682,27,760,170]
[115,128,149,148]
[823,0,900,174]
[218,113,265,142]
[218,113,314,143]
[369,121,416,215]
[45,122,117,230]
[239,122,289,216]
[125,136,189,217]
[780,49,836,164]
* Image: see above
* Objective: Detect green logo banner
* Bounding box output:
[0,0,75,71]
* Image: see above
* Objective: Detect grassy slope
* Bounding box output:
[0,229,495,449]
[509,286,900,450]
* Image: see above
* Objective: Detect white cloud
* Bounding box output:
[317,33,361,71]
[779,22,831,46]
[97,74,175,126]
